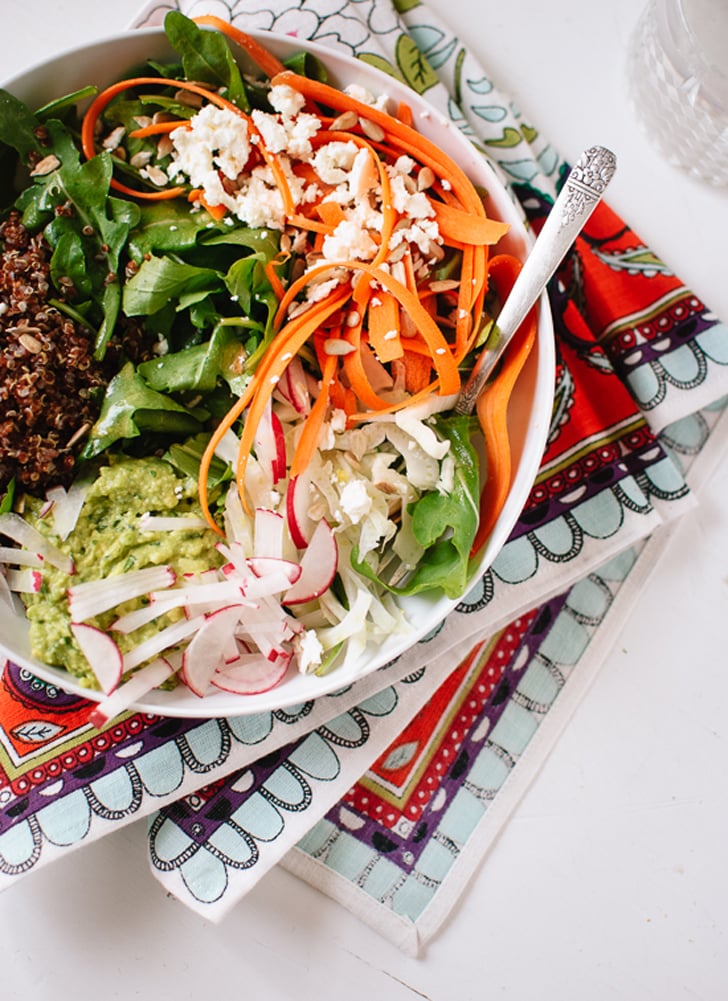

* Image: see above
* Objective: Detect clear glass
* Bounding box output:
[627,0,728,186]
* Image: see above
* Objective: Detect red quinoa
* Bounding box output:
[0,211,144,496]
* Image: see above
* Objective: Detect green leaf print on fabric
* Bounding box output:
[395,33,439,93]
[392,0,423,13]
[485,126,525,148]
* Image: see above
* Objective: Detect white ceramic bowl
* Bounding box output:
[0,27,555,717]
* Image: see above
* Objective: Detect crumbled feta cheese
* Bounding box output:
[338,479,372,523]
[294,628,324,673]
[251,109,289,154]
[283,113,321,159]
[168,104,251,183]
[344,83,390,112]
[306,276,342,304]
[312,140,359,184]
[388,172,433,218]
[269,83,306,118]
[322,220,378,262]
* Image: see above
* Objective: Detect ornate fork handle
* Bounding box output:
[454,144,617,415]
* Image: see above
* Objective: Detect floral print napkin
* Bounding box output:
[0,0,725,954]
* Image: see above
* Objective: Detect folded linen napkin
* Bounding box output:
[0,0,726,956]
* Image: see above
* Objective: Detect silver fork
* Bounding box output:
[455,144,617,415]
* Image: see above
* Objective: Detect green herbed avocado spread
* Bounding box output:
[22,457,223,687]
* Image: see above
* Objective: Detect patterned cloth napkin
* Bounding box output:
[1,0,726,956]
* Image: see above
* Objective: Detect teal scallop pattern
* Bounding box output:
[295,545,642,922]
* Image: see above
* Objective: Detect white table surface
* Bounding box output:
[2,2,727,999]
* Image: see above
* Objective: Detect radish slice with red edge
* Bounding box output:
[0,546,43,568]
[180,604,247,697]
[253,507,285,560]
[285,468,316,549]
[283,519,338,605]
[70,622,123,694]
[68,564,176,621]
[246,556,301,585]
[211,649,291,695]
[6,568,43,593]
[254,399,287,484]
[88,654,178,728]
[275,355,311,415]
[123,613,205,671]
[0,512,73,574]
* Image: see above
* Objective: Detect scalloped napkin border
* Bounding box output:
[119,0,728,948]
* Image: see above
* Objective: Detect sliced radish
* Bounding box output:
[47,476,91,540]
[0,512,73,574]
[88,654,178,728]
[122,613,205,671]
[223,483,253,551]
[216,539,249,576]
[246,556,301,586]
[212,427,241,466]
[180,604,245,697]
[182,567,220,585]
[275,355,311,415]
[6,568,43,593]
[37,499,55,520]
[150,577,245,609]
[211,649,291,695]
[0,571,21,613]
[253,507,285,560]
[138,513,209,532]
[254,400,287,484]
[283,519,338,605]
[111,597,182,635]
[243,452,273,510]
[68,564,176,621]
[285,469,316,549]
[0,546,43,568]
[70,622,123,695]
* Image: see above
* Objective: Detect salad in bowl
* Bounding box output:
[0,13,553,720]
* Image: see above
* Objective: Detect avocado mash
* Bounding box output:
[23,457,223,687]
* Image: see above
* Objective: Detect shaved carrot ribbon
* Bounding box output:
[129,120,191,139]
[470,254,539,556]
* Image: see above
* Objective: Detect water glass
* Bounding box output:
[627,0,728,185]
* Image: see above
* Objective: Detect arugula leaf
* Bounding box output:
[201,225,280,257]
[165,433,231,488]
[128,200,219,259]
[220,231,281,338]
[138,324,250,395]
[164,10,249,110]
[122,254,223,315]
[36,86,98,121]
[0,88,42,162]
[404,415,480,596]
[82,362,203,458]
[0,479,16,515]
